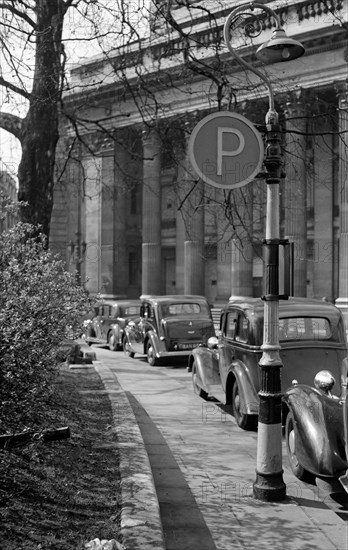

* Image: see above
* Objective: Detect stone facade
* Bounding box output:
[0,167,17,232]
[50,0,348,320]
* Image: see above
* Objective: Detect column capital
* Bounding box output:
[141,124,160,146]
[335,78,348,109]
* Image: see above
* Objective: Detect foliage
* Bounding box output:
[0,222,92,433]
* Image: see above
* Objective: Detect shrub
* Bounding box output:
[0,223,92,434]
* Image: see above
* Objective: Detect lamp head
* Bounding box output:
[256,28,305,63]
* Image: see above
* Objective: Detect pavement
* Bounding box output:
[76,343,348,550]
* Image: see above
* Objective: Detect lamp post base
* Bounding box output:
[253,470,286,501]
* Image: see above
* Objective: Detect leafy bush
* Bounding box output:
[0,223,92,434]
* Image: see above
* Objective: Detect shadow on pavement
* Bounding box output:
[126,392,218,550]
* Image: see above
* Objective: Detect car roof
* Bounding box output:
[140,294,209,304]
[224,296,343,319]
[97,299,141,306]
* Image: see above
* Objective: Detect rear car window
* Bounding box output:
[161,303,207,316]
[279,317,332,341]
[122,306,140,316]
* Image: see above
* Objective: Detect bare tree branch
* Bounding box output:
[0,75,31,101]
[0,111,23,140]
[0,2,37,29]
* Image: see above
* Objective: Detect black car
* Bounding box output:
[85,299,141,351]
[124,294,216,366]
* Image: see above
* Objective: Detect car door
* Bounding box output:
[219,309,238,389]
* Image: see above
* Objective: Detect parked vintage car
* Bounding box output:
[85,299,141,351]
[188,296,348,430]
[124,294,216,366]
[283,370,348,492]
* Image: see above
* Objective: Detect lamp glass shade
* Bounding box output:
[256,29,305,63]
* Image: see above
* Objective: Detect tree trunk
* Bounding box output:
[17,0,66,243]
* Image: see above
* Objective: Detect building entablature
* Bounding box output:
[67,0,346,92]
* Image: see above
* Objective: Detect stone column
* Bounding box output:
[335,81,348,325]
[142,127,162,294]
[230,185,254,296]
[283,92,307,296]
[184,177,205,295]
[113,135,132,297]
[175,126,205,296]
[215,190,232,302]
[83,155,101,294]
[174,134,187,294]
[101,153,115,297]
[312,109,334,300]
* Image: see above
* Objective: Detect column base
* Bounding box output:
[253,470,286,502]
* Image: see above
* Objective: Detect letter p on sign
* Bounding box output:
[189,112,264,190]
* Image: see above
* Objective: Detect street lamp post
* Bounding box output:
[223,3,305,501]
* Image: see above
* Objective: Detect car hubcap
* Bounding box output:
[234,392,240,415]
[288,428,296,456]
[288,422,299,467]
[193,370,198,390]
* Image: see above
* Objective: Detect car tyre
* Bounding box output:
[232,382,257,431]
[285,412,315,482]
[146,341,159,366]
[108,331,118,352]
[192,361,208,400]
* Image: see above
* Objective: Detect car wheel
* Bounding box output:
[232,382,257,431]
[192,361,208,400]
[146,341,159,366]
[108,331,118,352]
[285,412,314,482]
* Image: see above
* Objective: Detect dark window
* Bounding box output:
[161,303,204,316]
[225,312,237,339]
[235,315,249,343]
[279,317,332,341]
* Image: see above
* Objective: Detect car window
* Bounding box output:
[101,305,111,317]
[111,306,119,318]
[235,314,249,343]
[161,303,203,316]
[225,312,237,339]
[122,306,140,316]
[142,303,154,318]
[279,317,332,341]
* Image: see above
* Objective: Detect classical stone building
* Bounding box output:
[0,166,17,232]
[50,0,348,320]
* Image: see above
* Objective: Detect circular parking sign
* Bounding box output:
[189,112,264,189]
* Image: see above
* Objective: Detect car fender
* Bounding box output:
[227,361,259,415]
[190,346,220,391]
[144,330,164,356]
[283,385,346,477]
[123,324,137,352]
